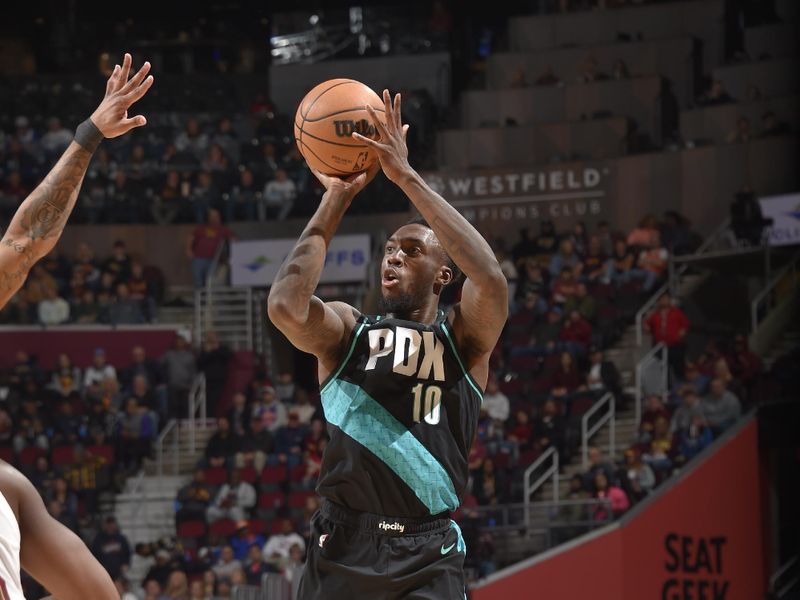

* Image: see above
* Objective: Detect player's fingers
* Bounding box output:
[351,131,385,149]
[120,115,147,132]
[364,105,390,141]
[382,89,396,132]
[119,53,133,86]
[120,61,151,94]
[122,75,154,105]
[106,65,120,95]
[402,124,410,141]
[393,93,402,130]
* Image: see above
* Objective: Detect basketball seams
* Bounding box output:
[300,79,357,121]
[303,106,387,123]
[294,123,370,149]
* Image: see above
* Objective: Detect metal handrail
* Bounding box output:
[581,392,615,468]
[523,446,560,526]
[634,342,668,427]
[188,373,207,455]
[156,419,177,477]
[636,217,731,346]
[751,251,800,333]
[770,555,799,598]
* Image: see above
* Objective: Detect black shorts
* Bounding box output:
[297,499,467,600]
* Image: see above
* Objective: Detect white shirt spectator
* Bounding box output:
[84,362,117,389]
[262,530,305,560]
[38,296,70,325]
[41,119,73,154]
[262,170,297,220]
[483,389,510,422]
[206,481,257,523]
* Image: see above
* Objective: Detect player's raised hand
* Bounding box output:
[90,53,154,138]
[351,89,411,185]
[309,160,381,200]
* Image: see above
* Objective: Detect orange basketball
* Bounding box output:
[294,78,385,176]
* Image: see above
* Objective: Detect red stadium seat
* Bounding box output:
[18,447,46,467]
[258,491,285,509]
[237,466,258,484]
[209,519,238,538]
[177,520,207,539]
[288,490,316,509]
[261,465,287,486]
[248,518,267,535]
[204,467,229,486]
[289,464,306,482]
[570,395,596,417]
[0,447,14,464]
[86,444,114,465]
[51,446,75,466]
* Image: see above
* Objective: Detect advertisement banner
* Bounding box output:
[472,419,765,600]
[230,234,371,287]
[421,164,612,234]
[759,193,800,247]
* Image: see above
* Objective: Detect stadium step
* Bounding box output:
[115,475,187,545]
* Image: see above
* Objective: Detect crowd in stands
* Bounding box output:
[0,239,164,326]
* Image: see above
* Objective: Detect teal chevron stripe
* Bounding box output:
[322,378,459,514]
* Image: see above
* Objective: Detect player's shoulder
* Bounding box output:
[325,301,361,325]
[0,461,33,522]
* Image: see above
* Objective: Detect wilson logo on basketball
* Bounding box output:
[333,119,376,138]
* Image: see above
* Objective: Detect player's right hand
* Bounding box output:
[90,52,154,138]
[310,160,380,200]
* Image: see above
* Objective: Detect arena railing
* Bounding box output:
[188,373,207,455]
[770,555,799,600]
[155,419,179,477]
[750,250,800,334]
[635,217,732,347]
[634,342,668,428]
[581,392,615,469]
[523,446,559,524]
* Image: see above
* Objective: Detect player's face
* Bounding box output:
[380,224,449,312]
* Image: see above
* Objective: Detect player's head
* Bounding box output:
[379,217,460,317]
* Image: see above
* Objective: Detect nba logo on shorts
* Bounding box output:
[319,534,329,548]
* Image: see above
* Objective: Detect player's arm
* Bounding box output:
[0,53,153,310]
[267,164,379,376]
[353,91,508,378]
[0,465,117,600]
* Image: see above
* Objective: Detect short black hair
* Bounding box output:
[404,216,462,283]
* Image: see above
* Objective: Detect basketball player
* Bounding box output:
[0,52,153,599]
[268,90,508,599]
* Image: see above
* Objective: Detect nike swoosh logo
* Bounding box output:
[441,543,456,555]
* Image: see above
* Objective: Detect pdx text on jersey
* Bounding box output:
[365,327,446,382]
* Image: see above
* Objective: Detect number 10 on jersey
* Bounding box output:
[411,384,442,425]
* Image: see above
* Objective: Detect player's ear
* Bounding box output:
[437,265,453,288]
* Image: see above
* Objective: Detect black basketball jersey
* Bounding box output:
[316,309,484,518]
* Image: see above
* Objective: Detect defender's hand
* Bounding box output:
[310,160,380,200]
[351,89,411,184]
[90,53,154,138]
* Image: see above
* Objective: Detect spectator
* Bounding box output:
[564,283,595,322]
[175,118,209,160]
[51,399,82,446]
[109,283,146,324]
[176,469,213,524]
[236,415,274,472]
[228,392,249,437]
[230,521,266,562]
[283,543,305,587]
[142,579,166,600]
[84,348,117,391]
[160,333,197,419]
[612,59,631,80]
[64,444,108,513]
[114,575,139,600]
[603,239,636,286]
[549,239,582,279]
[577,55,608,83]
[551,351,583,394]
[187,208,233,287]
[582,446,616,491]
[206,470,256,523]
[558,310,593,355]
[37,286,70,325]
[226,168,259,222]
[190,171,217,224]
[641,415,675,475]
[627,215,660,250]
[676,414,713,463]
[104,240,132,284]
[40,117,73,156]
[275,371,297,404]
[12,417,49,455]
[670,386,703,434]
[163,570,189,600]
[621,448,655,503]
[289,389,316,425]
[256,385,288,433]
[144,550,174,589]
[639,395,671,444]
[726,116,752,144]
[482,375,510,423]
[262,519,305,561]
[558,474,591,543]
[551,267,578,306]
[591,472,630,521]
[262,168,296,221]
[115,397,155,472]
[128,543,156,591]
[533,399,567,459]
[121,345,162,389]
[636,232,668,291]
[244,543,276,585]
[534,65,560,86]
[205,416,240,468]
[732,334,763,396]
[696,80,734,106]
[72,289,101,323]
[759,110,791,137]
[645,293,689,378]
[197,331,231,417]
[701,378,742,436]
[48,353,82,397]
[677,361,711,396]
[91,516,131,579]
[585,348,623,402]
[274,411,309,460]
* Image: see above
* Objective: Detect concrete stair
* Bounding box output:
[156,285,196,330]
[144,420,218,476]
[115,475,187,545]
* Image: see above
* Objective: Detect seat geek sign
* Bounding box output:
[421,164,611,229]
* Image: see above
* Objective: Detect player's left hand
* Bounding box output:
[90,52,154,138]
[352,89,411,185]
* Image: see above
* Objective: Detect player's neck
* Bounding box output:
[383,302,440,325]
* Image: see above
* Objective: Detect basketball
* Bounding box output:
[294,78,385,176]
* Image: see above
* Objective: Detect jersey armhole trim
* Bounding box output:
[439,320,484,400]
[320,319,368,394]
